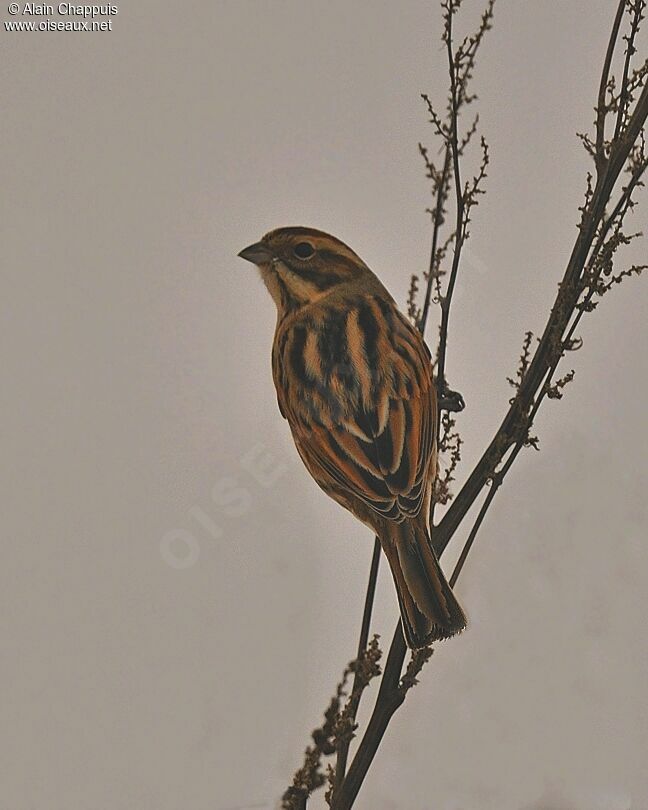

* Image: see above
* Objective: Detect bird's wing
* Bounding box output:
[273,297,437,521]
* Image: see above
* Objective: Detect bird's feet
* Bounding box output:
[438,387,465,413]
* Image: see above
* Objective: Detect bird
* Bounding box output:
[238,226,466,648]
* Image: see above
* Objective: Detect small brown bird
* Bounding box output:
[238,227,466,648]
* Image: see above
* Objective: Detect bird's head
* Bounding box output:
[238,226,372,314]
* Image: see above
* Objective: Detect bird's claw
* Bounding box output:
[438,388,465,413]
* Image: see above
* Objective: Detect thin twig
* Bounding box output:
[434,81,648,558]
[420,145,453,333]
[331,625,407,810]
[614,0,645,140]
[333,537,381,790]
[436,3,467,395]
[588,156,648,266]
[596,0,627,170]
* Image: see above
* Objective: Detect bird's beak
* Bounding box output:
[237,241,274,265]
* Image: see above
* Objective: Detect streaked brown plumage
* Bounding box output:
[238,226,467,648]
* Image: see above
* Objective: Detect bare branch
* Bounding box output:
[614,0,646,140]
[332,539,381,791]
[596,0,627,170]
[419,143,452,332]
[331,626,407,810]
[435,80,648,558]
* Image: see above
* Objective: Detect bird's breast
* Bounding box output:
[272,295,432,430]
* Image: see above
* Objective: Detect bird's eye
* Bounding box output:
[293,242,315,260]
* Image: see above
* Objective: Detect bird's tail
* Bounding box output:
[380,518,467,649]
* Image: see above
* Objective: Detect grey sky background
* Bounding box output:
[2,2,647,809]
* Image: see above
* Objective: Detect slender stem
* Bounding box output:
[377,622,407,698]
[443,148,648,586]
[429,6,468,533]
[333,538,382,790]
[436,7,466,394]
[449,440,523,588]
[449,478,499,588]
[614,0,643,141]
[332,624,407,810]
[434,80,648,559]
[590,158,648,263]
[356,538,382,658]
[420,145,452,334]
[596,0,627,170]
